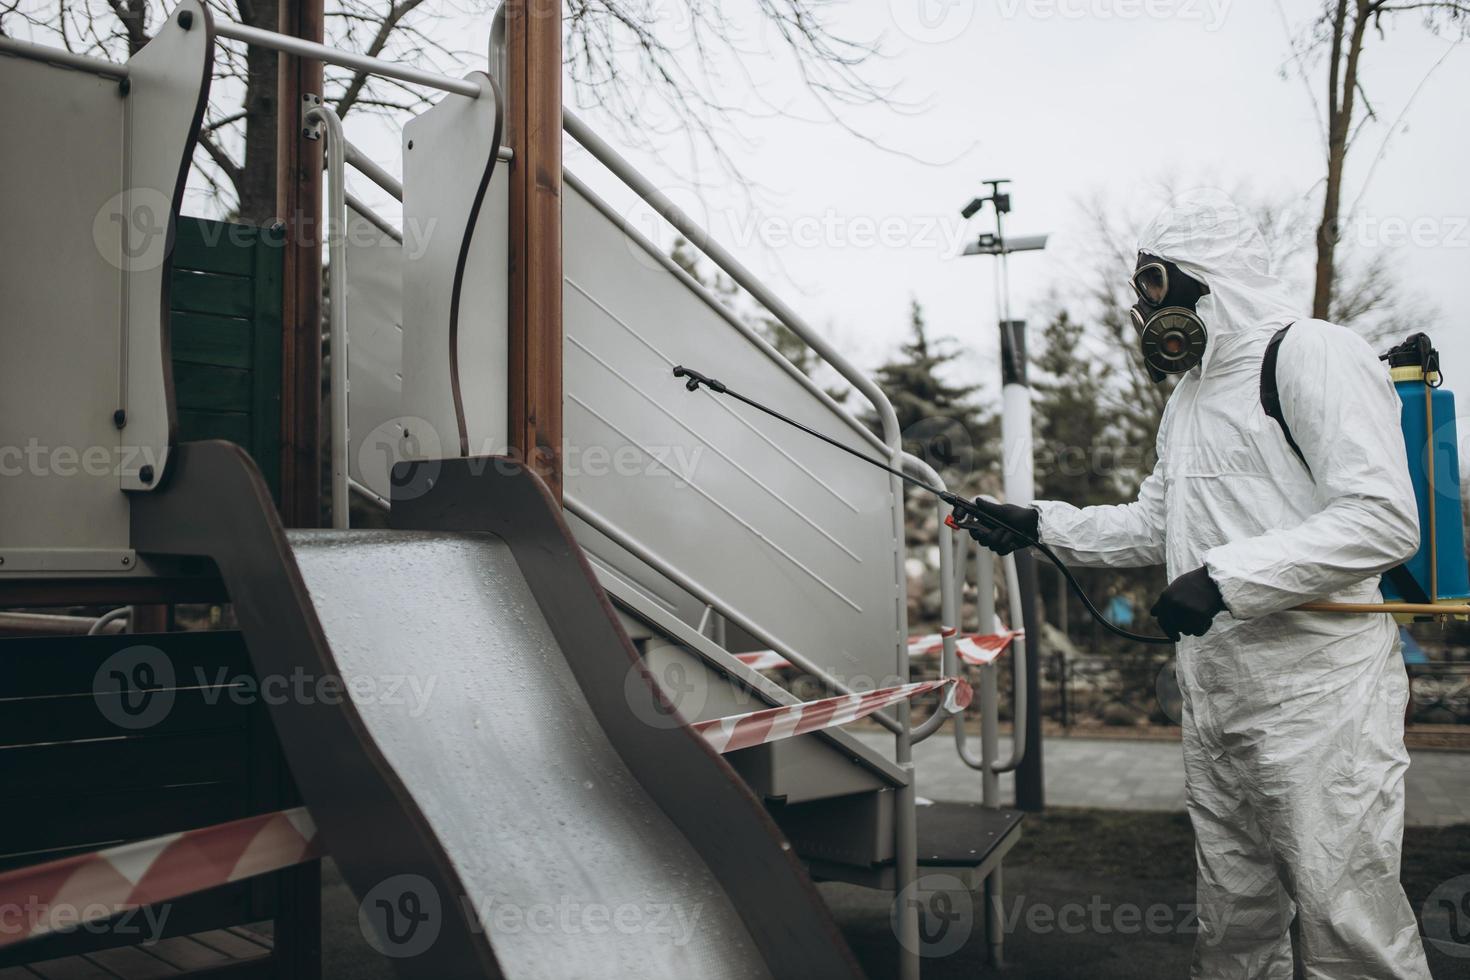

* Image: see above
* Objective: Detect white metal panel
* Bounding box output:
[119,0,212,491]
[399,76,507,460]
[0,55,129,559]
[345,205,404,501]
[562,178,904,689]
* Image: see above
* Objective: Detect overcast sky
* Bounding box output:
[559,0,1470,402]
[226,0,1468,415]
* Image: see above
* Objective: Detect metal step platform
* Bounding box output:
[777,796,1025,891]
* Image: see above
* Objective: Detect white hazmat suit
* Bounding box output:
[1032,191,1431,978]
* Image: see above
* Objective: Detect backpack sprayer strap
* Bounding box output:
[1261,324,1311,475]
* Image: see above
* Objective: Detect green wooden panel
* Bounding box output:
[171,268,253,317]
[174,361,252,413]
[172,311,252,369]
[169,217,284,501]
[173,218,256,276]
[178,408,253,448]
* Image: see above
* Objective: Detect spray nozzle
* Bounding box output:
[673,366,726,394]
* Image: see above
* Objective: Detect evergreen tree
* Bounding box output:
[867,299,998,488]
[1032,311,1129,507]
[1032,308,1167,651]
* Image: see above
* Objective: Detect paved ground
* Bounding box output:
[313,735,1470,977]
[854,732,1470,827]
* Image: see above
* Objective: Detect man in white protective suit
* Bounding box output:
[957,190,1432,978]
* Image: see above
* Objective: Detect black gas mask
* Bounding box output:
[1130,253,1209,383]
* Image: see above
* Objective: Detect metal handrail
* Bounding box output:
[213,21,481,98]
[305,103,350,530]
[0,36,128,78]
[346,191,403,243]
[345,142,404,200]
[954,530,1030,776]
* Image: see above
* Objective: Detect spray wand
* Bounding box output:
[672,365,1177,645]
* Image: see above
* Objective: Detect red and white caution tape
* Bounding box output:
[735,628,1022,673]
[733,649,791,671]
[0,807,319,949]
[692,677,973,755]
[908,628,1024,667]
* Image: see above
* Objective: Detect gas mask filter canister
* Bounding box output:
[1130,254,1209,382]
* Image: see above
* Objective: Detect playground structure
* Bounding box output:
[0,4,1033,977]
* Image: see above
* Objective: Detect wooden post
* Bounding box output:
[271,6,326,976]
[504,0,564,498]
[275,0,325,528]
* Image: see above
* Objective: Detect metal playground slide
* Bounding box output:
[128,443,863,978]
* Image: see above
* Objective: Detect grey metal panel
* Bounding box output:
[0,54,128,558]
[344,204,404,502]
[399,77,507,460]
[562,178,904,690]
[292,531,771,979]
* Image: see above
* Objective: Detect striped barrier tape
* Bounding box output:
[0,807,319,949]
[735,628,1022,673]
[909,628,1024,667]
[691,677,973,755]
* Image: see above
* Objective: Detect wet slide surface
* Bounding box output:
[291,529,770,979]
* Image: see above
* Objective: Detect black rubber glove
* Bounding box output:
[952,498,1040,556]
[1150,566,1226,641]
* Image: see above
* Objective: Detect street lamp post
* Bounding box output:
[959,182,1049,812]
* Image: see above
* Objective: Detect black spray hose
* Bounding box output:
[672,365,1175,647]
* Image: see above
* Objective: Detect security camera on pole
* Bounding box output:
[959,181,1049,812]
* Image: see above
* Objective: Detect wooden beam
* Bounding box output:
[275,0,325,528]
[504,0,563,499]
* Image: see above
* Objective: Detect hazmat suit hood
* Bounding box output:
[1136,189,1300,377]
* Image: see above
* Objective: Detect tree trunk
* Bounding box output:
[236,0,281,223]
[1313,0,1370,320]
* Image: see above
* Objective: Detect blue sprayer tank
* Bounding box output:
[1380,333,1470,605]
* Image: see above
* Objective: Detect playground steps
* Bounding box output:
[0,926,275,979]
